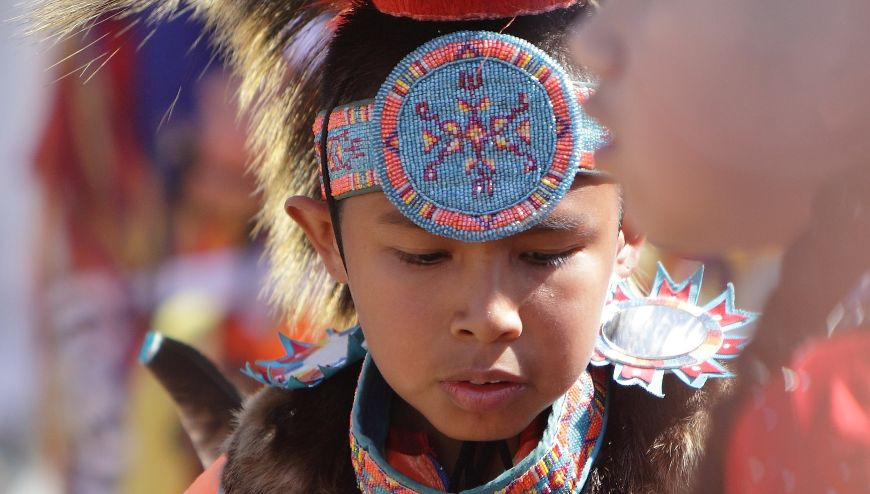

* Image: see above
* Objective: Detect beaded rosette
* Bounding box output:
[314,31,606,242]
[592,264,758,397]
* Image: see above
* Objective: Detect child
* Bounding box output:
[35,1,753,492]
[571,2,870,493]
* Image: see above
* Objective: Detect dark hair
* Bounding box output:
[320,3,588,108]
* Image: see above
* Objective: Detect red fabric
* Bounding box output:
[34,17,153,271]
[372,0,578,20]
[386,428,448,489]
[385,414,547,489]
[185,455,225,494]
[725,332,870,494]
[513,413,546,462]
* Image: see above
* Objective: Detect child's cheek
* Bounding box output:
[523,279,602,367]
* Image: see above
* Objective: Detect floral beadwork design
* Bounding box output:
[416,67,539,199]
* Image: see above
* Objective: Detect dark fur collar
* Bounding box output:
[222,363,726,493]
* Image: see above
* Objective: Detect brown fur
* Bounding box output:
[585,376,727,494]
[222,362,362,494]
[221,363,727,493]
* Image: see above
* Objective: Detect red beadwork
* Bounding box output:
[372,0,579,21]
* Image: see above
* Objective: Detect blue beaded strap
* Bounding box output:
[313,31,607,242]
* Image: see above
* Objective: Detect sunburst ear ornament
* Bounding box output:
[243,325,366,389]
[591,263,758,397]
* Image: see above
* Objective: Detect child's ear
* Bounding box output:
[615,217,644,280]
[284,196,348,283]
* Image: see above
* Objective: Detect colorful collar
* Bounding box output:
[349,355,608,493]
[314,31,607,242]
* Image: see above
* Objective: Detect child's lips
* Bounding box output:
[439,372,526,412]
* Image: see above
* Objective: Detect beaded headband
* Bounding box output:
[314,31,607,242]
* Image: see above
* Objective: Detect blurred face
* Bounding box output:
[570,1,870,253]
[336,179,634,441]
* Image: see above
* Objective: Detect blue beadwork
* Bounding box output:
[314,103,380,198]
[373,31,587,242]
[397,58,556,214]
[312,31,608,243]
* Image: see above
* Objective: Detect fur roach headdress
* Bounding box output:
[29,0,591,334]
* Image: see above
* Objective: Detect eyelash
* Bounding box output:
[395,251,450,266]
[394,249,576,267]
[520,250,575,267]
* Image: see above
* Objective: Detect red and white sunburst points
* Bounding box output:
[591,263,757,397]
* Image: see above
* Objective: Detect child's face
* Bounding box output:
[570,1,870,254]
[290,177,637,441]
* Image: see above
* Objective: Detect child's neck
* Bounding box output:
[390,396,522,484]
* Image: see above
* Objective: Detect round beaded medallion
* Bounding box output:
[373,31,586,242]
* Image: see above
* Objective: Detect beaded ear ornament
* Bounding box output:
[314,30,607,242]
[592,263,758,397]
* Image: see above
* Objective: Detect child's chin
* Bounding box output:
[430,410,536,443]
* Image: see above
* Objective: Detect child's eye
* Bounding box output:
[395,250,450,266]
[521,250,575,267]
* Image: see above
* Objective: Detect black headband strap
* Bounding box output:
[318,80,351,273]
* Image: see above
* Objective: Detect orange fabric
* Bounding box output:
[726,332,870,494]
[185,455,225,494]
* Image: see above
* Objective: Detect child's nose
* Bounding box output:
[450,272,523,344]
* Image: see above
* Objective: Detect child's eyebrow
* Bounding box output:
[377,209,425,229]
[527,212,592,234]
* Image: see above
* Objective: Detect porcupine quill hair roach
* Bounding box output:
[28,0,363,334]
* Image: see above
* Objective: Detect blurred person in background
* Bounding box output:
[571,2,870,493]
[27,8,283,493]
[121,67,282,494]
[31,13,158,494]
